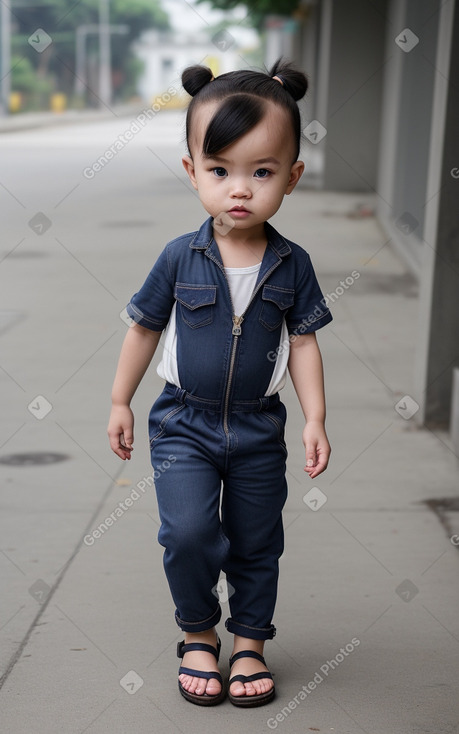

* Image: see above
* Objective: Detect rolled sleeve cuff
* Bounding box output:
[126,301,167,331]
[288,308,333,336]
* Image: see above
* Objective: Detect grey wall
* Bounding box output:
[322,0,387,191]
[392,0,439,251]
[423,0,459,426]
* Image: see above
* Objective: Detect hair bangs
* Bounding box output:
[202,94,265,158]
[182,59,308,161]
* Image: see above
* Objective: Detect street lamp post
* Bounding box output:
[0,1,11,115]
[75,23,129,103]
[99,0,111,107]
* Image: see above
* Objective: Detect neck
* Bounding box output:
[213,221,266,246]
[213,222,267,268]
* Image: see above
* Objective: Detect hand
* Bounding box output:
[302,421,331,479]
[107,404,134,460]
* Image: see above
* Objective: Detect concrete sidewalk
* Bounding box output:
[0,103,149,133]
[0,163,458,732]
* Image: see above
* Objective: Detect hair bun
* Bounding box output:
[269,58,308,101]
[182,65,214,97]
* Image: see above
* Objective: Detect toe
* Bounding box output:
[244,682,257,696]
[178,673,191,692]
[180,673,221,697]
[192,676,204,695]
[230,680,246,697]
[186,675,197,693]
[206,677,222,696]
[253,678,272,695]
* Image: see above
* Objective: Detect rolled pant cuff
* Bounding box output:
[175,604,221,633]
[225,617,277,640]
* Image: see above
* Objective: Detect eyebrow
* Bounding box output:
[205,155,281,165]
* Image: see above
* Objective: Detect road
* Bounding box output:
[1,112,459,733]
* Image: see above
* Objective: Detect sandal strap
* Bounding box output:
[178,666,223,684]
[177,635,221,661]
[229,671,273,685]
[229,649,266,667]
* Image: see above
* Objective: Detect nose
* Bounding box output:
[229,177,252,199]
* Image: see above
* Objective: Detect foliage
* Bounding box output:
[197,0,300,26]
[10,0,169,109]
[9,55,54,111]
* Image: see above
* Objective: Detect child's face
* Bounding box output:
[182,102,304,236]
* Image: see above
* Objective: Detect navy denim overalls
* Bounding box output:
[126,217,332,640]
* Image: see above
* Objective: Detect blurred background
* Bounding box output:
[1,2,459,732]
[1,0,458,429]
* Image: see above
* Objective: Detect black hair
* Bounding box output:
[182,59,308,162]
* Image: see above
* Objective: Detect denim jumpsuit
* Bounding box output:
[126,217,332,640]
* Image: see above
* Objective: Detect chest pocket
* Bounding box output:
[259,285,295,331]
[175,283,217,329]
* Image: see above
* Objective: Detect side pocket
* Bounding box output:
[149,403,186,447]
[261,410,288,456]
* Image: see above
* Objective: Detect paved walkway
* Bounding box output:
[0,130,458,732]
[0,104,150,133]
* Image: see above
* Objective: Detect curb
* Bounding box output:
[0,104,149,134]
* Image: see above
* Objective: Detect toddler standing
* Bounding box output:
[108,59,332,708]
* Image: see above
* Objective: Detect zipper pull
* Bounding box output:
[232,315,243,336]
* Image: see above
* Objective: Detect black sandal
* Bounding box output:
[177,635,226,706]
[228,650,275,707]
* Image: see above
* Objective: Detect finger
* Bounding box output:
[308,452,329,478]
[108,432,132,460]
[121,430,134,450]
[304,444,317,472]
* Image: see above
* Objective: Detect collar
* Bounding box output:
[189,217,292,259]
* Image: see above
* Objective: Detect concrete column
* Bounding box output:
[0,2,11,115]
[322,0,387,191]
[376,0,407,256]
[415,0,459,427]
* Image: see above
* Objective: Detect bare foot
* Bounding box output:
[229,636,273,698]
[178,629,222,697]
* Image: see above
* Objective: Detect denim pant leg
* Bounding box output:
[222,404,288,641]
[150,397,228,632]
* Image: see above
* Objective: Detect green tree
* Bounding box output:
[197,0,300,26]
[9,55,54,111]
[11,0,169,109]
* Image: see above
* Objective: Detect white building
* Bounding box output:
[133,28,247,104]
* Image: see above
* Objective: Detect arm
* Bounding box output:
[287,332,331,479]
[107,324,162,460]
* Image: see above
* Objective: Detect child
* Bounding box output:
[107,59,332,708]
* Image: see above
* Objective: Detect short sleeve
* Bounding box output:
[286,252,332,335]
[125,246,175,331]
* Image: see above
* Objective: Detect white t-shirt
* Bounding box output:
[156,263,289,395]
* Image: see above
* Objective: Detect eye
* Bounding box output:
[212,167,227,178]
[254,168,271,179]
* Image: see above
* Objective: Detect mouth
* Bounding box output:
[228,206,251,216]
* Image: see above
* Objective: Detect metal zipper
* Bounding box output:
[206,249,281,436]
[223,315,243,435]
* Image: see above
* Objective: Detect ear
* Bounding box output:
[285,161,304,195]
[182,154,198,190]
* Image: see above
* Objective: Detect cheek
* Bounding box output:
[257,179,286,204]
[200,177,224,197]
